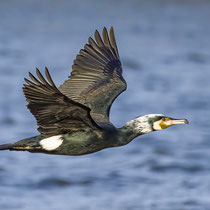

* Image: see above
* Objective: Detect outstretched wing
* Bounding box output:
[59,27,127,123]
[23,68,101,138]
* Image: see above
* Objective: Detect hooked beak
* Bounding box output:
[170,118,189,125]
[153,117,189,131]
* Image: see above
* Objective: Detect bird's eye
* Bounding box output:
[162,117,166,121]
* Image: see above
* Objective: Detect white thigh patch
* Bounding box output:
[39,135,63,151]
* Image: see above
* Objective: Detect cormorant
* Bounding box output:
[0,27,189,155]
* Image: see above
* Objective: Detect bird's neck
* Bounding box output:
[118,118,151,146]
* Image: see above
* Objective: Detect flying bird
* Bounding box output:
[0,27,189,155]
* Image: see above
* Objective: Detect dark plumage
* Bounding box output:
[23,68,101,137]
[59,27,126,123]
[0,27,189,155]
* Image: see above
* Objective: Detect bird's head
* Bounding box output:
[151,114,189,131]
[126,114,189,135]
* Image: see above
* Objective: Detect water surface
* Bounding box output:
[0,0,210,209]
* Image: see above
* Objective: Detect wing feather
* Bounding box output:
[23,68,101,138]
[59,27,127,123]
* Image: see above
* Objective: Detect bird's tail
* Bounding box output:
[0,143,16,150]
[0,136,43,152]
[0,142,40,152]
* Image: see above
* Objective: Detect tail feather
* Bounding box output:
[0,136,44,152]
[0,143,16,150]
[0,142,42,152]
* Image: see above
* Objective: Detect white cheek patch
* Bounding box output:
[153,120,162,130]
[39,135,63,151]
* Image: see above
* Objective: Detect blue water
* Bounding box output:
[0,0,210,209]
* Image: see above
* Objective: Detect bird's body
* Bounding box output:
[17,124,119,155]
[1,115,159,155]
[0,27,188,155]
